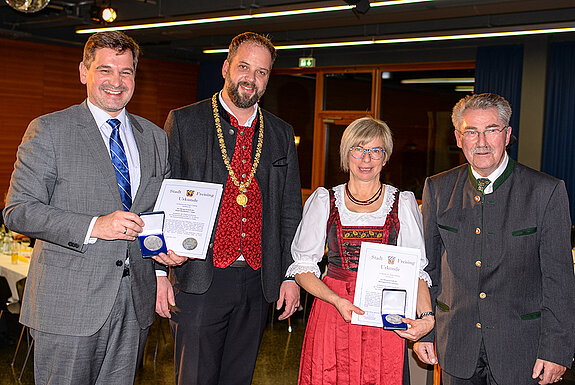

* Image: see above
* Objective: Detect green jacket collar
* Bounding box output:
[468,157,515,193]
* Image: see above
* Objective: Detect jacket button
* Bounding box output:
[479,292,487,299]
[475,228,481,235]
[475,260,482,267]
[474,196,481,202]
[116,260,123,267]
[228,129,234,135]
[209,243,213,249]
[476,323,482,329]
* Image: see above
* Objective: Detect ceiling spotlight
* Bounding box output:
[102,7,117,23]
[344,0,370,14]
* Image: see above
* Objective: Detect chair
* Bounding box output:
[0,276,12,322]
[153,315,168,364]
[10,277,32,382]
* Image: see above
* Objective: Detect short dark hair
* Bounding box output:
[83,31,140,70]
[227,32,277,66]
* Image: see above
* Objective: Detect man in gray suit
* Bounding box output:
[155,32,302,385]
[3,31,185,384]
[414,93,575,385]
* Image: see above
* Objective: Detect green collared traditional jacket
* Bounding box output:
[422,158,575,384]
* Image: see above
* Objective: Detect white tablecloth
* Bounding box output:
[0,253,29,300]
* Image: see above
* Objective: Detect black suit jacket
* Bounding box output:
[163,98,302,302]
[422,159,575,384]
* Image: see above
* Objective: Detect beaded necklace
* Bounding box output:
[345,182,383,206]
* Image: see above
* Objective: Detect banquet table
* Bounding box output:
[0,253,29,300]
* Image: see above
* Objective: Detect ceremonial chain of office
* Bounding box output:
[212,92,264,206]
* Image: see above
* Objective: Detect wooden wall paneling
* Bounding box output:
[43,45,87,115]
[128,57,198,127]
[156,59,198,127]
[0,40,45,201]
[129,59,161,125]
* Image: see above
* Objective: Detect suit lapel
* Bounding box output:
[77,101,123,208]
[129,113,154,211]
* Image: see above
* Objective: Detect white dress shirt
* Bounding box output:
[218,91,258,127]
[84,100,141,244]
[470,153,509,195]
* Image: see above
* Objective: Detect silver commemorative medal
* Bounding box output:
[143,235,163,252]
[385,314,403,325]
[182,237,198,250]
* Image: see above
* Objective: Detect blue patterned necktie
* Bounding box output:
[107,119,132,211]
[476,178,491,193]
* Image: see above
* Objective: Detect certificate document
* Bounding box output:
[153,179,223,259]
[351,243,421,327]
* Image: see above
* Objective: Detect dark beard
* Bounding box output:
[226,80,263,109]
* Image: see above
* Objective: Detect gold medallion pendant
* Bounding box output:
[236,193,248,206]
[212,92,264,210]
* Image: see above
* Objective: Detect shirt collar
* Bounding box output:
[86,99,128,130]
[470,152,509,184]
[218,90,258,127]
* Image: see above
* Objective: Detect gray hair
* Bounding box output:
[452,93,511,130]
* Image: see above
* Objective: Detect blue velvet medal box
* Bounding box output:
[138,211,168,257]
[381,288,408,330]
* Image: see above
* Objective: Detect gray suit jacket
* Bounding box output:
[163,98,302,303]
[422,159,575,384]
[3,101,170,336]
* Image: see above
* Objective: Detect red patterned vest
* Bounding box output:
[326,187,400,271]
[213,112,263,269]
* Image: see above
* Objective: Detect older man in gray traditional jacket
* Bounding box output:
[415,93,575,385]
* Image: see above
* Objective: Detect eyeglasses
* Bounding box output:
[458,126,508,141]
[349,146,385,160]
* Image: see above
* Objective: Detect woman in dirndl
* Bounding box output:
[287,117,434,385]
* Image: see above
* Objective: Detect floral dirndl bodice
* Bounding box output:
[326,187,400,272]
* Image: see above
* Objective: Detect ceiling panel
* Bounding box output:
[1,0,575,63]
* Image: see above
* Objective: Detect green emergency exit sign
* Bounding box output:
[298,57,316,67]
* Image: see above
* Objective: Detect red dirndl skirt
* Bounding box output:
[298,266,405,385]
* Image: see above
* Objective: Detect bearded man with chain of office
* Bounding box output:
[155,32,302,385]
